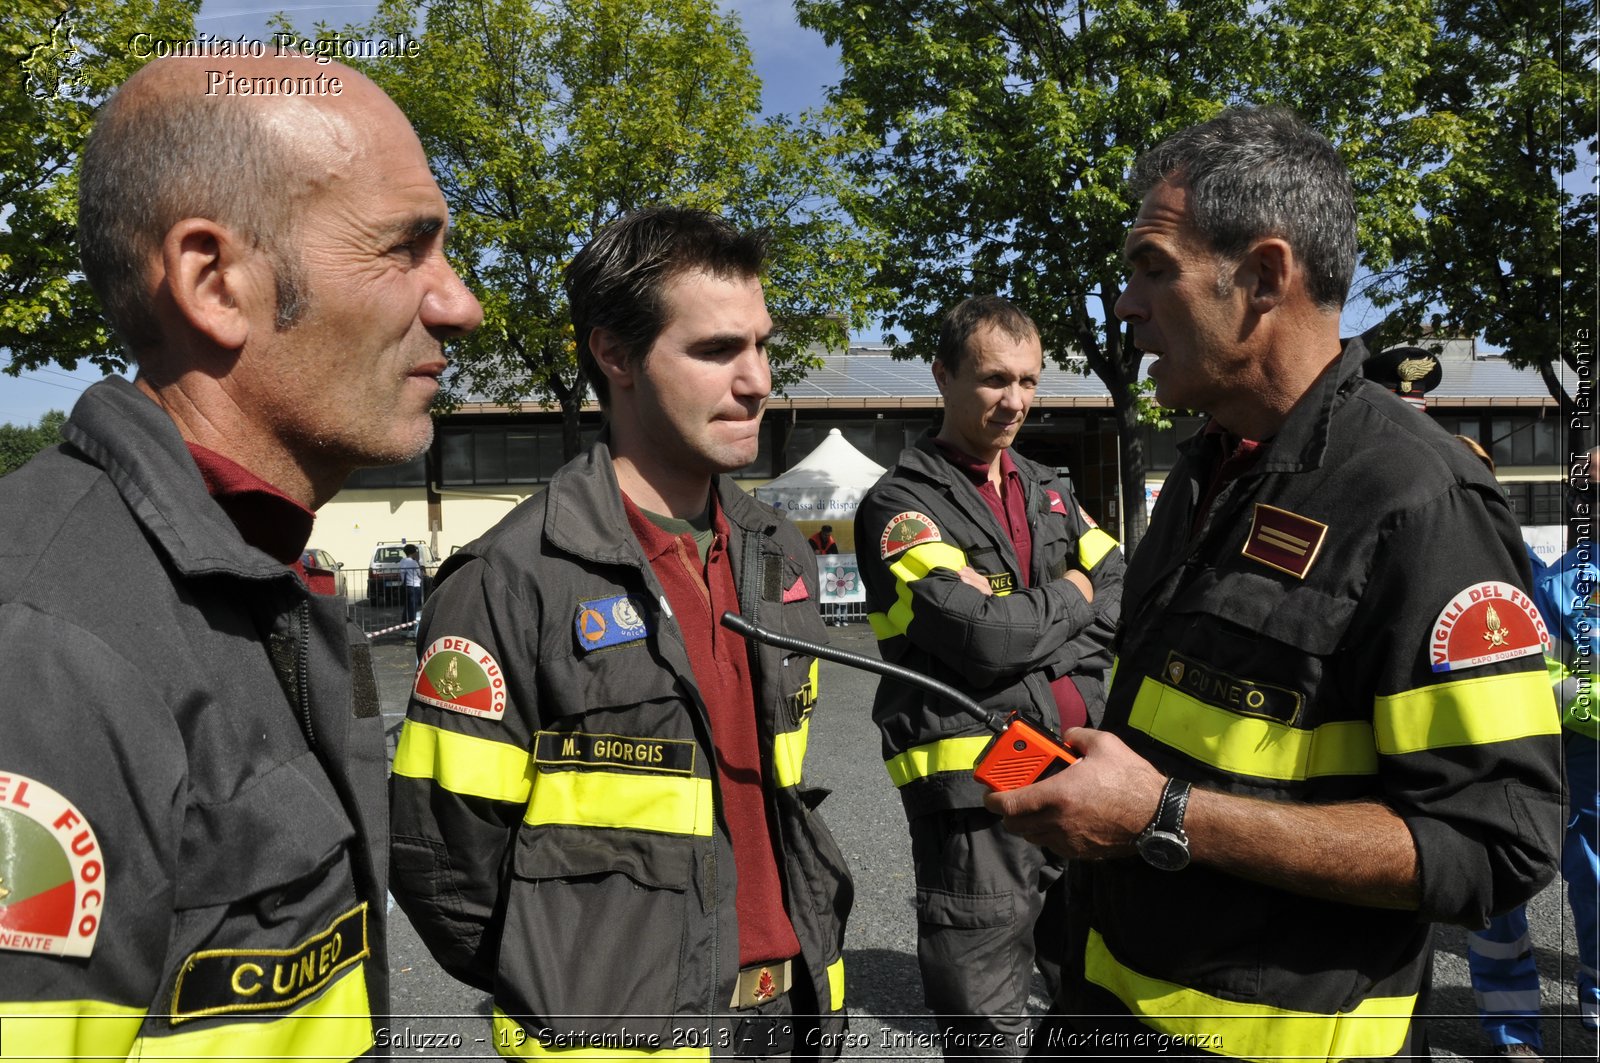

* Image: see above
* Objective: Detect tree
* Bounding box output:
[311,0,885,459]
[794,0,1442,546]
[0,410,67,476]
[3,0,199,379]
[1361,0,1597,443]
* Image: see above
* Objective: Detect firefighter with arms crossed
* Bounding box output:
[390,208,853,1059]
[987,107,1564,1059]
[0,56,482,1056]
[854,295,1123,1057]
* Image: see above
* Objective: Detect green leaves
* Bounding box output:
[1363,0,1595,409]
[0,409,67,476]
[2,0,199,378]
[312,0,884,456]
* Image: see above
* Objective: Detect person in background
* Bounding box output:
[400,542,424,627]
[809,524,840,554]
[854,294,1122,1058]
[0,54,481,1056]
[987,106,1563,1060]
[389,207,852,1059]
[1462,439,1599,1058]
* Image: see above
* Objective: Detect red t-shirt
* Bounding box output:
[186,443,314,578]
[622,494,801,967]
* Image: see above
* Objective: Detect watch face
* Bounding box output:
[1137,830,1191,871]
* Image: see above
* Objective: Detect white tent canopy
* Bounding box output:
[752,428,887,521]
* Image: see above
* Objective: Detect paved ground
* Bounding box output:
[366,623,1597,1060]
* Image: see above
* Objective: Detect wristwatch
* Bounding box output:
[1136,777,1193,871]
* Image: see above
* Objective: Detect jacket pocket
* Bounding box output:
[500,827,698,1037]
[1169,572,1354,655]
[175,751,356,910]
[162,753,366,1029]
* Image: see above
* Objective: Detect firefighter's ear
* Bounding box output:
[1239,237,1292,312]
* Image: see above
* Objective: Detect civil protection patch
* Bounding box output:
[170,903,368,1023]
[413,636,508,720]
[1241,504,1328,579]
[575,594,649,652]
[880,511,941,560]
[0,772,104,958]
[1429,581,1548,673]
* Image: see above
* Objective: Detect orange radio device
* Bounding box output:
[720,612,1077,791]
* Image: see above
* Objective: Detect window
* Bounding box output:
[1504,482,1565,526]
[1489,416,1558,468]
[438,424,601,486]
[343,454,426,489]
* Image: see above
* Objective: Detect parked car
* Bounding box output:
[299,548,348,599]
[367,540,439,605]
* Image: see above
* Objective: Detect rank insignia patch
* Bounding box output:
[880,511,941,560]
[575,594,649,653]
[1241,504,1328,579]
[413,637,508,720]
[1430,581,1548,673]
[0,772,104,958]
[1046,490,1068,515]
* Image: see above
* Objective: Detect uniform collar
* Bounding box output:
[61,376,298,582]
[543,430,776,564]
[187,443,314,565]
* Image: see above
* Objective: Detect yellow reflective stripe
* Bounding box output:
[0,999,145,1060]
[1375,669,1560,754]
[867,611,896,639]
[1085,929,1413,1061]
[1078,527,1119,570]
[1127,676,1378,781]
[827,957,845,1011]
[392,719,534,804]
[526,770,714,836]
[883,541,970,637]
[773,715,810,789]
[491,1010,708,1059]
[885,735,993,786]
[131,964,372,1061]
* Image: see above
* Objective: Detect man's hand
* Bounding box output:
[1063,568,1094,603]
[957,565,994,595]
[983,728,1163,859]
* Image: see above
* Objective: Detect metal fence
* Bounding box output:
[308,566,424,639]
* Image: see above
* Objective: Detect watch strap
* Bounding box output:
[1150,776,1192,838]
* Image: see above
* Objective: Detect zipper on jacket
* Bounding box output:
[293,596,316,748]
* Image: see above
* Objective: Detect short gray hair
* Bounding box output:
[78,88,308,354]
[1131,106,1357,310]
[935,295,1038,374]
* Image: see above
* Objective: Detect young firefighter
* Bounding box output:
[389,207,852,1059]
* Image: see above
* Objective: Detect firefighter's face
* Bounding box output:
[618,269,773,477]
[933,324,1042,464]
[1115,177,1254,417]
